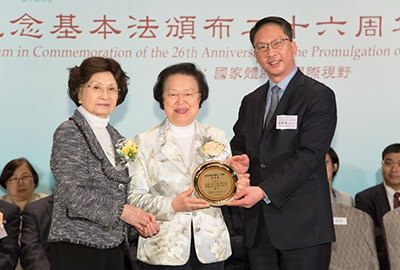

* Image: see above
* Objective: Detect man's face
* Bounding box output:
[253,24,297,84]
[382,152,400,190]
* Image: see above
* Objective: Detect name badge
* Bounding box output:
[276,115,297,129]
[333,217,347,225]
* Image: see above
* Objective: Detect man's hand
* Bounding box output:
[171,187,210,213]
[227,154,250,174]
[228,186,265,208]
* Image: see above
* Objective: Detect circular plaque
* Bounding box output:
[192,160,239,206]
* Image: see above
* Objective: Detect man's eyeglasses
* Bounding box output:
[7,175,33,185]
[254,38,290,53]
[382,160,400,168]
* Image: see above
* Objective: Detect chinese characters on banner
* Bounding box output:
[3,14,400,40]
[1,13,400,80]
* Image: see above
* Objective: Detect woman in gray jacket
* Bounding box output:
[48,57,159,270]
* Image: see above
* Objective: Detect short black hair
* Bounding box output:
[249,16,293,47]
[327,147,339,178]
[382,143,400,160]
[68,57,129,106]
[0,158,39,189]
[153,62,209,110]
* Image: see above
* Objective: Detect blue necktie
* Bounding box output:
[264,85,280,128]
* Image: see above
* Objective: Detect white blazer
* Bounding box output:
[128,119,232,266]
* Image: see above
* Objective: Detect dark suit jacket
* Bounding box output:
[355,183,390,270]
[231,69,337,250]
[20,195,53,270]
[0,200,20,270]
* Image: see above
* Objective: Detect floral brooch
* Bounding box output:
[201,136,225,157]
[116,138,138,168]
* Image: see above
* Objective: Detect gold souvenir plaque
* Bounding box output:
[192,160,238,206]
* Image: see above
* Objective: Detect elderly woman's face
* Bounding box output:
[78,71,118,118]
[6,164,35,202]
[163,74,200,126]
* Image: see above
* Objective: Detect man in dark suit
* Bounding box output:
[228,16,337,270]
[20,194,53,270]
[0,200,20,270]
[355,143,400,270]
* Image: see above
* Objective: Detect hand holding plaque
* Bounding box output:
[192,160,239,206]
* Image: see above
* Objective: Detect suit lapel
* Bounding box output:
[263,70,304,134]
[159,119,190,176]
[71,110,130,184]
[255,83,269,141]
[189,121,209,173]
[375,183,391,214]
[47,195,54,218]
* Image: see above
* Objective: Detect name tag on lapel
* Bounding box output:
[276,115,298,130]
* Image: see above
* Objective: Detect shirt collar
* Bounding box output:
[78,106,110,129]
[269,66,298,91]
[383,181,399,197]
[168,119,195,138]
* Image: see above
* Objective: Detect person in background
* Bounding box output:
[48,57,159,270]
[0,200,20,270]
[128,62,249,270]
[0,158,47,211]
[326,148,354,206]
[355,143,400,270]
[0,158,48,270]
[20,194,145,270]
[20,194,53,270]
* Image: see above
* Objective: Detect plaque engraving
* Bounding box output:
[193,160,238,206]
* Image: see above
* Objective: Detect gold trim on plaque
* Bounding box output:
[192,160,238,206]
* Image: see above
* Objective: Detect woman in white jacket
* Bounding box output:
[128,63,249,270]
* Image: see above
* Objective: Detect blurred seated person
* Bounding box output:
[355,143,400,270]
[0,200,20,270]
[0,158,47,211]
[20,194,53,270]
[326,148,354,206]
[20,194,144,270]
[221,206,249,270]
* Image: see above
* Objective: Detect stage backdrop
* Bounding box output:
[1,0,399,198]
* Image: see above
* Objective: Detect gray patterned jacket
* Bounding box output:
[48,110,130,248]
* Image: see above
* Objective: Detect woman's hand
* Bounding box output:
[137,221,160,238]
[236,173,250,193]
[172,187,209,213]
[121,205,159,237]
[227,154,250,174]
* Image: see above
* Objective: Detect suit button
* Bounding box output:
[195,228,201,232]
[260,164,266,169]
[118,184,125,190]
